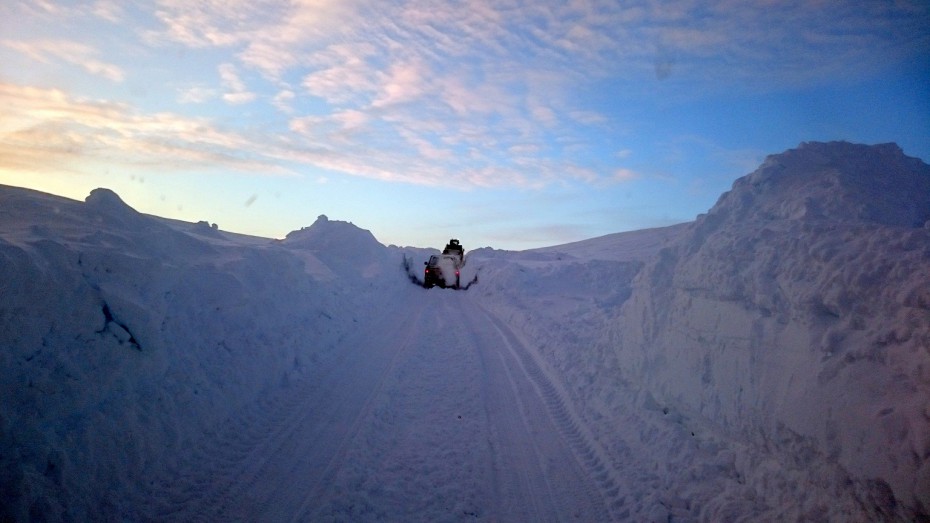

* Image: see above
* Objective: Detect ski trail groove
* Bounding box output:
[469,297,630,520]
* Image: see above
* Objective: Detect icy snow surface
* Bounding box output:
[1,141,929,521]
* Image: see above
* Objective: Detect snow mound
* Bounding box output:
[616,141,930,518]
[82,187,155,231]
[711,141,930,227]
[282,215,387,278]
[85,187,133,213]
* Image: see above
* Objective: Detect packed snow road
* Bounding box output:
[136,288,620,521]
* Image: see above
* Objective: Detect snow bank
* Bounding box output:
[0,186,396,520]
[614,142,930,517]
[466,142,929,520]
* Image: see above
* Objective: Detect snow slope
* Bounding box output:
[1,141,928,521]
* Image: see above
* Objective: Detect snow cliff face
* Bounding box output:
[615,141,930,513]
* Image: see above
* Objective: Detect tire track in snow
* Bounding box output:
[286,300,428,522]
[455,297,609,521]
[299,290,495,521]
[487,343,563,521]
[458,301,554,521]
[135,288,626,521]
[135,296,427,521]
[466,297,630,521]
[237,301,427,522]
[135,359,327,521]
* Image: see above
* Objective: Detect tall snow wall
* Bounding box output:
[0,188,391,520]
[613,142,930,516]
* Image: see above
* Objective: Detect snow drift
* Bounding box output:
[1,141,928,521]
[0,190,395,520]
[613,142,930,516]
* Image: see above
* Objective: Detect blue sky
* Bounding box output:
[1,0,928,249]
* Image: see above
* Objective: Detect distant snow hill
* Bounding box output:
[1,141,928,521]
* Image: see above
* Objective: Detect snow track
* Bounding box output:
[472,296,629,521]
[136,296,427,521]
[132,287,621,521]
[457,293,617,520]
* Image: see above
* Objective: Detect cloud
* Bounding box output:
[0,82,562,191]
[149,0,354,78]
[301,42,381,105]
[372,60,428,108]
[148,0,269,48]
[288,109,371,148]
[218,63,256,104]
[611,168,639,182]
[222,92,257,105]
[6,0,928,194]
[2,39,125,82]
[569,111,609,126]
[272,89,295,113]
[0,82,286,176]
[615,149,633,159]
[90,1,124,23]
[177,86,217,104]
[18,0,125,23]
[527,98,559,128]
[146,1,929,109]
[138,0,930,92]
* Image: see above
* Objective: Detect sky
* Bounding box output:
[1,1,928,250]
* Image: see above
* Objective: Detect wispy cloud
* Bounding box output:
[371,60,429,108]
[177,85,217,104]
[3,0,927,194]
[301,42,381,105]
[0,83,286,175]
[148,0,274,48]
[19,0,125,23]
[2,39,125,82]
[90,1,124,23]
[271,89,295,113]
[218,63,256,104]
[611,168,639,183]
[138,0,928,189]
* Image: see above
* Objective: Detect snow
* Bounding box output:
[1,141,929,521]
